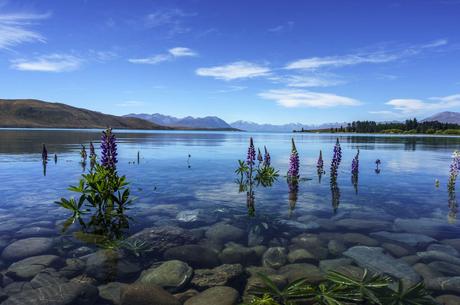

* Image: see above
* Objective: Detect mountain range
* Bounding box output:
[124,113,235,129]
[0,99,171,129]
[126,111,460,132]
[421,111,460,124]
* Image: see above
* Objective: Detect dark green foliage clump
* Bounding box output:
[245,269,437,305]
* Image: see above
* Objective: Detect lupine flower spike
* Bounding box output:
[247,137,256,168]
[330,138,342,180]
[351,150,359,194]
[257,148,263,165]
[101,128,118,170]
[263,146,271,167]
[448,151,460,192]
[80,145,87,161]
[287,138,300,193]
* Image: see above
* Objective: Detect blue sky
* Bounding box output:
[0,0,459,124]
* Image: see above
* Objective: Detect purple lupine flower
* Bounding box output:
[448,151,460,192]
[330,138,341,179]
[351,150,359,175]
[257,148,263,164]
[42,144,48,161]
[263,146,271,167]
[101,128,118,170]
[287,138,299,180]
[317,150,324,170]
[247,137,256,167]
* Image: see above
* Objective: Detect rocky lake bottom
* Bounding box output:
[2,203,460,305]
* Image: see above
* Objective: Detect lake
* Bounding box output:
[1,129,460,304]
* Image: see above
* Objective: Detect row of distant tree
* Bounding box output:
[296,118,460,134]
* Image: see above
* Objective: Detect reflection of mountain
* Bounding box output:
[125,113,235,130]
[0,130,230,154]
[0,99,171,130]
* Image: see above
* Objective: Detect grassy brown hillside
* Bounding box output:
[0,99,172,129]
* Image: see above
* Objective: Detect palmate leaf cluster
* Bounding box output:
[235,160,279,188]
[245,269,437,305]
[56,163,132,216]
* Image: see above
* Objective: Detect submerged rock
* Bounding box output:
[128,226,198,254]
[98,282,128,305]
[429,261,460,277]
[205,223,245,243]
[436,294,460,305]
[262,247,287,269]
[343,246,421,283]
[278,263,324,283]
[191,263,244,290]
[394,218,457,237]
[417,250,460,265]
[176,209,217,226]
[120,283,181,305]
[343,233,379,247]
[138,260,193,292]
[370,231,436,247]
[84,249,141,281]
[335,219,391,231]
[277,220,320,232]
[2,282,98,305]
[219,243,257,265]
[287,249,317,264]
[319,258,353,273]
[427,244,459,257]
[7,255,62,280]
[184,286,239,305]
[15,227,56,238]
[164,245,220,268]
[1,237,55,260]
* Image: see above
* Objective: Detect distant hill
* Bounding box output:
[0,99,171,129]
[125,113,235,129]
[422,111,460,124]
[230,120,347,132]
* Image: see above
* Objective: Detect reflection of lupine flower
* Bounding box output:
[263,146,271,167]
[317,150,324,170]
[42,144,48,161]
[448,151,460,192]
[247,137,256,167]
[257,148,263,164]
[81,145,87,161]
[101,128,118,170]
[351,150,359,175]
[89,141,96,159]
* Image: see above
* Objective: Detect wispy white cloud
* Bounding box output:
[89,50,118,62]
[285,39,448,70]
[196,61,270,80]
[259,89,361,108]
[268,21,294,33]
[269,74,344,88]
[0,12,50,49]
[10,54,83,72]
[144,8,195,37]
[371,94,460,117]
[168,47,197,57]
[129,47,197,65]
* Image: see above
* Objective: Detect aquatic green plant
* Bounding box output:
[252,269,437,305]
[236,138,279,215]
[245,294,280,305]
[119,239,153,257]
[327,269,390,304]
[56,196,89,218]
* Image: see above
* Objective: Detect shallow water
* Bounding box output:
[1,129,460,304]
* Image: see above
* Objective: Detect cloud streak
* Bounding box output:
[0,12,50,49]
[371,94,460,117]
[129,47,197,65]
[259,89,361,108]
[285,39,448,70]
[196,61,270,80]
[11,54,83,72]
